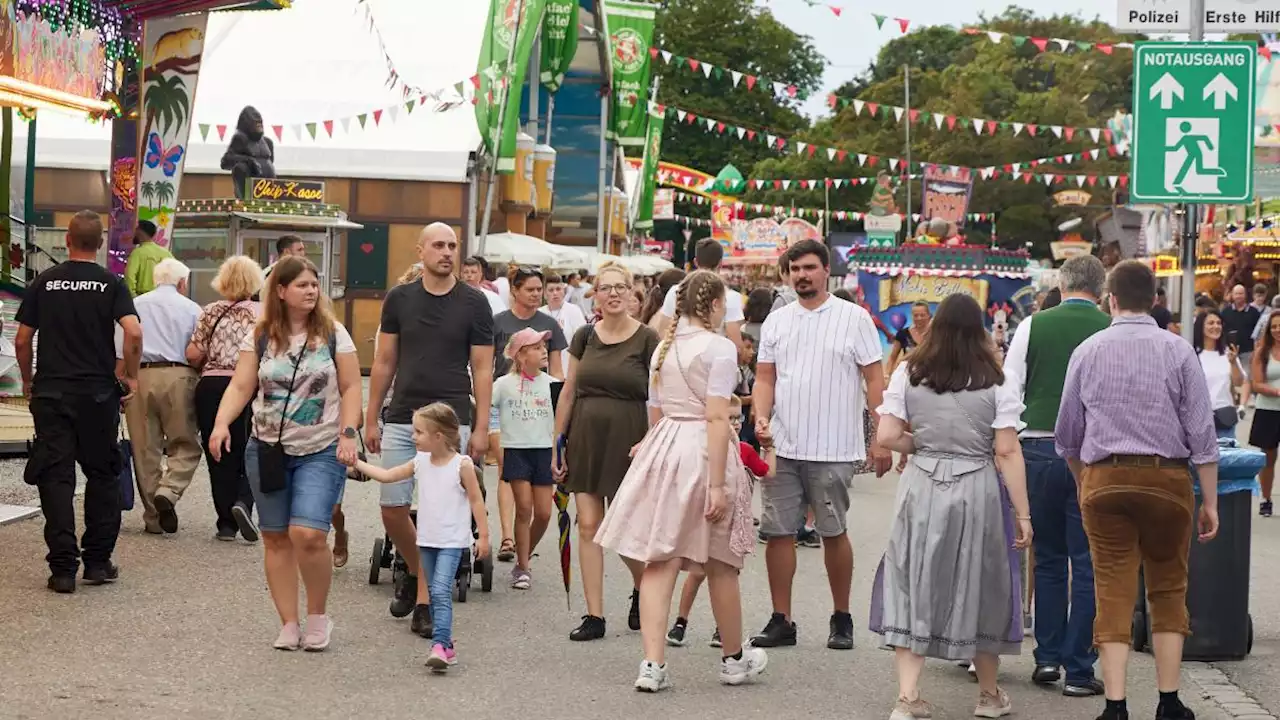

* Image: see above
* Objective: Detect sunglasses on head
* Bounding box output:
[514,266,543,280]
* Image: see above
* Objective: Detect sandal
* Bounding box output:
[497,538,516,563]
[332,530,349,568]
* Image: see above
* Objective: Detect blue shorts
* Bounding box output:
[379,423,474,507]
[501,447,554,486]
[246,439,346,533]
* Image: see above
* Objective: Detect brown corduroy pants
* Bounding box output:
[1080,459,1195,646]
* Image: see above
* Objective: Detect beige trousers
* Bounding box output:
[124,366,201,530]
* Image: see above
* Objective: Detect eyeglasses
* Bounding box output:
[597,283,630,295]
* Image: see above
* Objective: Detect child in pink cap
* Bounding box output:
[493,327,557,590]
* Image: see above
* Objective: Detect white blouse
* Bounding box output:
[878,362,1026,430]
[647,325,740,408]
[1198,351,1240,411]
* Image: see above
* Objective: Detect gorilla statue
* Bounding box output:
[220,106,276,199]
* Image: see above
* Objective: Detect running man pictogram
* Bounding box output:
[1170,120,1227,191]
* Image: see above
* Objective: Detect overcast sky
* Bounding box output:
[760,0,1124,116]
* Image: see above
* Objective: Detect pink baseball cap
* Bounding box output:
[504,327,553,359]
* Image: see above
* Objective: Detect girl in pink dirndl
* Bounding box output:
[595,270,767,693]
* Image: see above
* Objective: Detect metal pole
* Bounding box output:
[479,0,528,256]
[1,108,10,283]
[1180,0,1204,343]
[903,64,913,239]
[527,28,540,139]
[824,179,830,234]
[596,89,608,254]
[545,95,556,146]
[610,141,620,254]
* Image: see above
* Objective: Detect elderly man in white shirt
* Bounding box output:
[120,258,204,536]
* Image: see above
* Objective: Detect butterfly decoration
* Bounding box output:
[144,133,185,177]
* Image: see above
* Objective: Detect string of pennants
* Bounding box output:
[826,94,1112,141]
[741,170,1131,190]
[670,189,998,222]
[767,1,1275,63]
[655,102,1130,178]
[193,65,503,144]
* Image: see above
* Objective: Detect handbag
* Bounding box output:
[1214,405,1239,430]
[117,437,135,510]
[256,341,308,494]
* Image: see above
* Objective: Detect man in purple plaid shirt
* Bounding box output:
[1056,260,1220,720]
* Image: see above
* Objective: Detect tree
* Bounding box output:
[141,181,156,210]
[651,0,825,257]
[155,181,176,209]
[140,74,190,146]
[740,8,1134,256]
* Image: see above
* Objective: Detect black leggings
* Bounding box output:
[194,375,254,534]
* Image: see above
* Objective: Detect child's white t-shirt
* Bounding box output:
[492,372,555,449]
[415,452,472,549]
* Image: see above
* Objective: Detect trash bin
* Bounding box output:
[1132,442,1259,660]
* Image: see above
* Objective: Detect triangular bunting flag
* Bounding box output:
[1064,127,1075,141]
[700,62,713,78]
[895,18,909,33]
[908,109,920,123]
[872,13,886,29]
[198,123,210,141]
[272,125,283,141]
[893,107,904,121]
[1088,128,1100,143]
[732,70,743,87]
[1050,125,1063,138]
[746,75,757,90]
[1012,122,1024,135]
[216,124,227,141]
[688,58,700,72]
[853,99,865,115]
[972,118,984,134]
[1031,37,1049,52]
[661,50,672,63]
[389,105,400,122]
[827,148,837,160]
[933,114,945,130]
[323,120,334,137]
[340,118,351,134]
[830,6,843,16]
[866,102,879,116]
[358,114,368,128]
[305,122,317,139]
[987,31,1004,43]
[373,109,383,125]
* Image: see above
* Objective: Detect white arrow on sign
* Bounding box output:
[1150,73,1184,110]
[1203,73,1239,110]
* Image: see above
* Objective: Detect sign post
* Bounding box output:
[1130,41,1256,204]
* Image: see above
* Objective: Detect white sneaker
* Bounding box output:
[634,659,671,692]
[719,646,768,685]
[974,687,1012,718]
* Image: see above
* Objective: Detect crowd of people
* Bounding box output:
[16,212,1232,720]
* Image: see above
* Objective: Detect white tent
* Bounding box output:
[14,0,486,182]
[481,233,591,268]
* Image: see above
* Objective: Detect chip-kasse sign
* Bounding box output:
[249,178,326,203]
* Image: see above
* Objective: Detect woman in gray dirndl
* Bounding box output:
[868,294,1033,720]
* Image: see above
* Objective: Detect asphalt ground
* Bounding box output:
[0,460,1235,720]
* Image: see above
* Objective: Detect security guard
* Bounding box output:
[17,210,142,594]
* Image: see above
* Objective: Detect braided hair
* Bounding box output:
[652,269,725,385]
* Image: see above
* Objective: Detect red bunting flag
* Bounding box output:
[373,109,383,125]
[470,75,481,88]
[747,130,757,140]
[1027,124,1038,136]
[1064,127,1075,141]
[1031,37,1049,52]
[1096,43,1113,55]
[946,115,957,130]
[985,120,997,134]
[688,58,700,71]
[272,125,283,141]
[908,109,920,123]
[1261,47,1273,61]
[837,150,848,161]
[829,5,842,16]
[746,75,758,90]
[866,102,879,116]
[786,85,798,98]
[216,124,227,140]
[716,122,726,133]
[649,47,659,59]
[896,18,910,33]
[828,93,838,109]
[323,120,334,137]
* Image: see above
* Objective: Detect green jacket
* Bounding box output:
[124,241,174,296]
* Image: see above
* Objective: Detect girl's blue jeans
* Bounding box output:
[420,546,464,648]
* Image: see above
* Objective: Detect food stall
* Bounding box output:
[846,244,1034,352]
[171,185,360,306]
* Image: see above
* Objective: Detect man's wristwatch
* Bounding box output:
[341,426,357,439]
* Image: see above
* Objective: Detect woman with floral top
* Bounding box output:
[187,256,264,543]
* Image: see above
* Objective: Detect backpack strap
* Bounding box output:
[256,331,338,362]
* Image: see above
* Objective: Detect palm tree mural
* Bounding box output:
[140,74,190,146]
[155,181,175,209]
[140,181,157,210]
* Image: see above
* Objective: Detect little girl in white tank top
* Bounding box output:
[346,403,489,672]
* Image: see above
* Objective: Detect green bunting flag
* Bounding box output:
[604,0,658,147]
[305,122,317,139]
[475,0,548,173]
[198,123,210,141]
[634,104,664,230]
[540,0,579,94]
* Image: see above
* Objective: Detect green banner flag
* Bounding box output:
[604,0,657,147]
[634,104,664,231]
[540,0,579,94]
[475,0,547,173]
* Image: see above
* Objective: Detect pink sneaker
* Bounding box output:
[273,622,301,651]
[425,642,457,672]
[301,614,333,652]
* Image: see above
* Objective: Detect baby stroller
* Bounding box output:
[368,499,494,602]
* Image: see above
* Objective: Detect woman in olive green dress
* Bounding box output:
[554,262,661,642]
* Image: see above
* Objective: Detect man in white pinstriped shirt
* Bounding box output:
[751,239,892,652]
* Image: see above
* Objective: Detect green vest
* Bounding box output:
[1022,301,1111,432]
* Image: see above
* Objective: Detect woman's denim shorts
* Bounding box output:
[246,439,345,533]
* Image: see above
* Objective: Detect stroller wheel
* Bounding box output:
[455,572,470,603]
[479,553,494,592]
[369,538,384,585]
